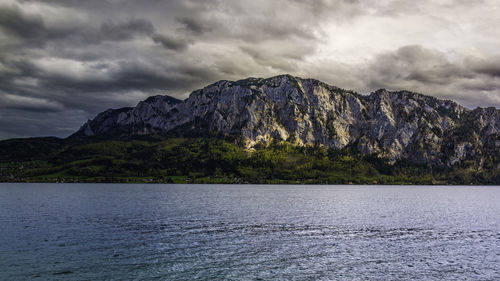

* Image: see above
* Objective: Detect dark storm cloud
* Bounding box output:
[56,19,155,46]
[469,59,500,78]
[99,19,155,41]
[0,4,156,47]
[152,33,189,51]
[365,45,467,87]
[1,94,64,112]
[0,0,499,139]
[177,17,211,35]
[0,5,44,39]
[0,5,72,46]
[361,45,500,108]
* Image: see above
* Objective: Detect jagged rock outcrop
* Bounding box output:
[72,75,500,167]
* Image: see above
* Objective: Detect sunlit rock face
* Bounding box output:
[72,75,500,167]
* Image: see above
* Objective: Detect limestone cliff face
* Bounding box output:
[72,75,500,167]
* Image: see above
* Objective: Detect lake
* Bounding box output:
[0,184,498,280]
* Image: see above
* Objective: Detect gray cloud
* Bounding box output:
[0,4,156,47]
[360,45,500,108]
[0,0,499,139]
[469,58,500,78]
[177,17,212,35]
[0,5,73,47]
[0,5,45,39]
[152,33,189,51]
[99,19,154,41]
[365,45,466,87]
[1,93,64,112]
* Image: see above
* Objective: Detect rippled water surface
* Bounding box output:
[0,184,499,280]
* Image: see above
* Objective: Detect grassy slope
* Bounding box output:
[0,137,498,184]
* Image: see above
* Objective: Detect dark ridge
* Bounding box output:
[0,137,65,161]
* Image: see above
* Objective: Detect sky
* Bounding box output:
[1,0,500,139]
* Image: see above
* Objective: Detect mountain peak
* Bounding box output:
[143,95,182,104]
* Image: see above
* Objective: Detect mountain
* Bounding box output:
[72,74,500,169]
[1,74,499,184]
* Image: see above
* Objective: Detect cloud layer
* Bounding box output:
[1,0,500,138]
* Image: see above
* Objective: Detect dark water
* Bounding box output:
[0,184,499,280]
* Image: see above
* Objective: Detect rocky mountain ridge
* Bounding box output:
[72,75,500,168]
